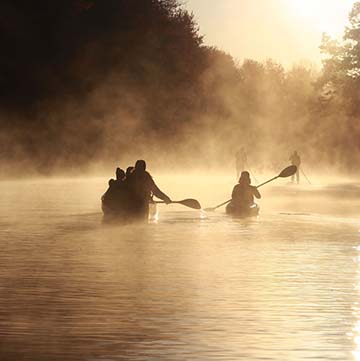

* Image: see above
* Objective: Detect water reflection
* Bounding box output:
[1,178,360,360]
[352,245,360,360]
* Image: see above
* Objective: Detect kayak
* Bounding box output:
[225,203,260,218]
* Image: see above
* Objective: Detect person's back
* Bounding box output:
[231,171,261,210]
[125,160,171,219]
[232,184,256,209]
[102,179,120,213]
[128,161,152,202]
[102,168,126,213]
[102,178,116,200]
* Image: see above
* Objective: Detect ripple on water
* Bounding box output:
[0,179,360,360]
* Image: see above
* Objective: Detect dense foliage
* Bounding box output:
[0,0,359,173]
[316,2,360,169]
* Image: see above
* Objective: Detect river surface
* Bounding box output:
[1,174,360,361]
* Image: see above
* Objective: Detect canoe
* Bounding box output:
[225,203,259,218]
[101,197,158,222]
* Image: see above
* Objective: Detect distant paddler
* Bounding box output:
[289,150,301,184]
[204,165,297,214]
[226,171,261,215]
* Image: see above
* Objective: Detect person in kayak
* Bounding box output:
[289,151,301,184]
[126,160,172,219]
[230,171,261,211]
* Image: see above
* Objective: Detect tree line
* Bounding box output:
[0,0,359,174]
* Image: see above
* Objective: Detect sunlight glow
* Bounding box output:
[185,0,357,66]
[288,0,355,37]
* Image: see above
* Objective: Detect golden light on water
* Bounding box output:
[353,319,360,360]
[353,245,360,360]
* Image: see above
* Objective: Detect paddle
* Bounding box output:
[255,165,297,187]
[204,165,297,212]
[154,198,202,210]
[300,167,312,185]
[248,167,258,183]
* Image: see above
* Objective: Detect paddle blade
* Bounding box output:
[278,165,297,178]
[178,199,202,210]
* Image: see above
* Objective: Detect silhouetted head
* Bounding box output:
[239,171,251,185]
[135,159,146,172]
[108,178,115,186]
[126,166,134,177]
[116,167,125,181]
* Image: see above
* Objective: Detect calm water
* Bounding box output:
[1,175,360,361]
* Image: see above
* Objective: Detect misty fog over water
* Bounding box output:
[1,0,360,360]
[1,175,360,360]
[1,0,360,175]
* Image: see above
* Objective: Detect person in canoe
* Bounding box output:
[103,167,125,197]
[116,167,125,182]
[125,160,172,220]
[125,166,134,178]
[289,151,301,184]
[102,167,126,214]
[226,171,261,215]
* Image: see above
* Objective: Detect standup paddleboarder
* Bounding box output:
[289,151,301,184]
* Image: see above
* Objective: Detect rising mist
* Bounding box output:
[0,0,359,177]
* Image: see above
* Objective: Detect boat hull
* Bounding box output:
[225,203,259,218]
[102,199,158,223]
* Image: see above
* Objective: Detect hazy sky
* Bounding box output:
[184,0,355,67]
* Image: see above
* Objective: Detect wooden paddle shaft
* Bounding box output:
[256,175,278,188]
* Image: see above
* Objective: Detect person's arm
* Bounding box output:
[252,186,261,199]
[148,174,172,204]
